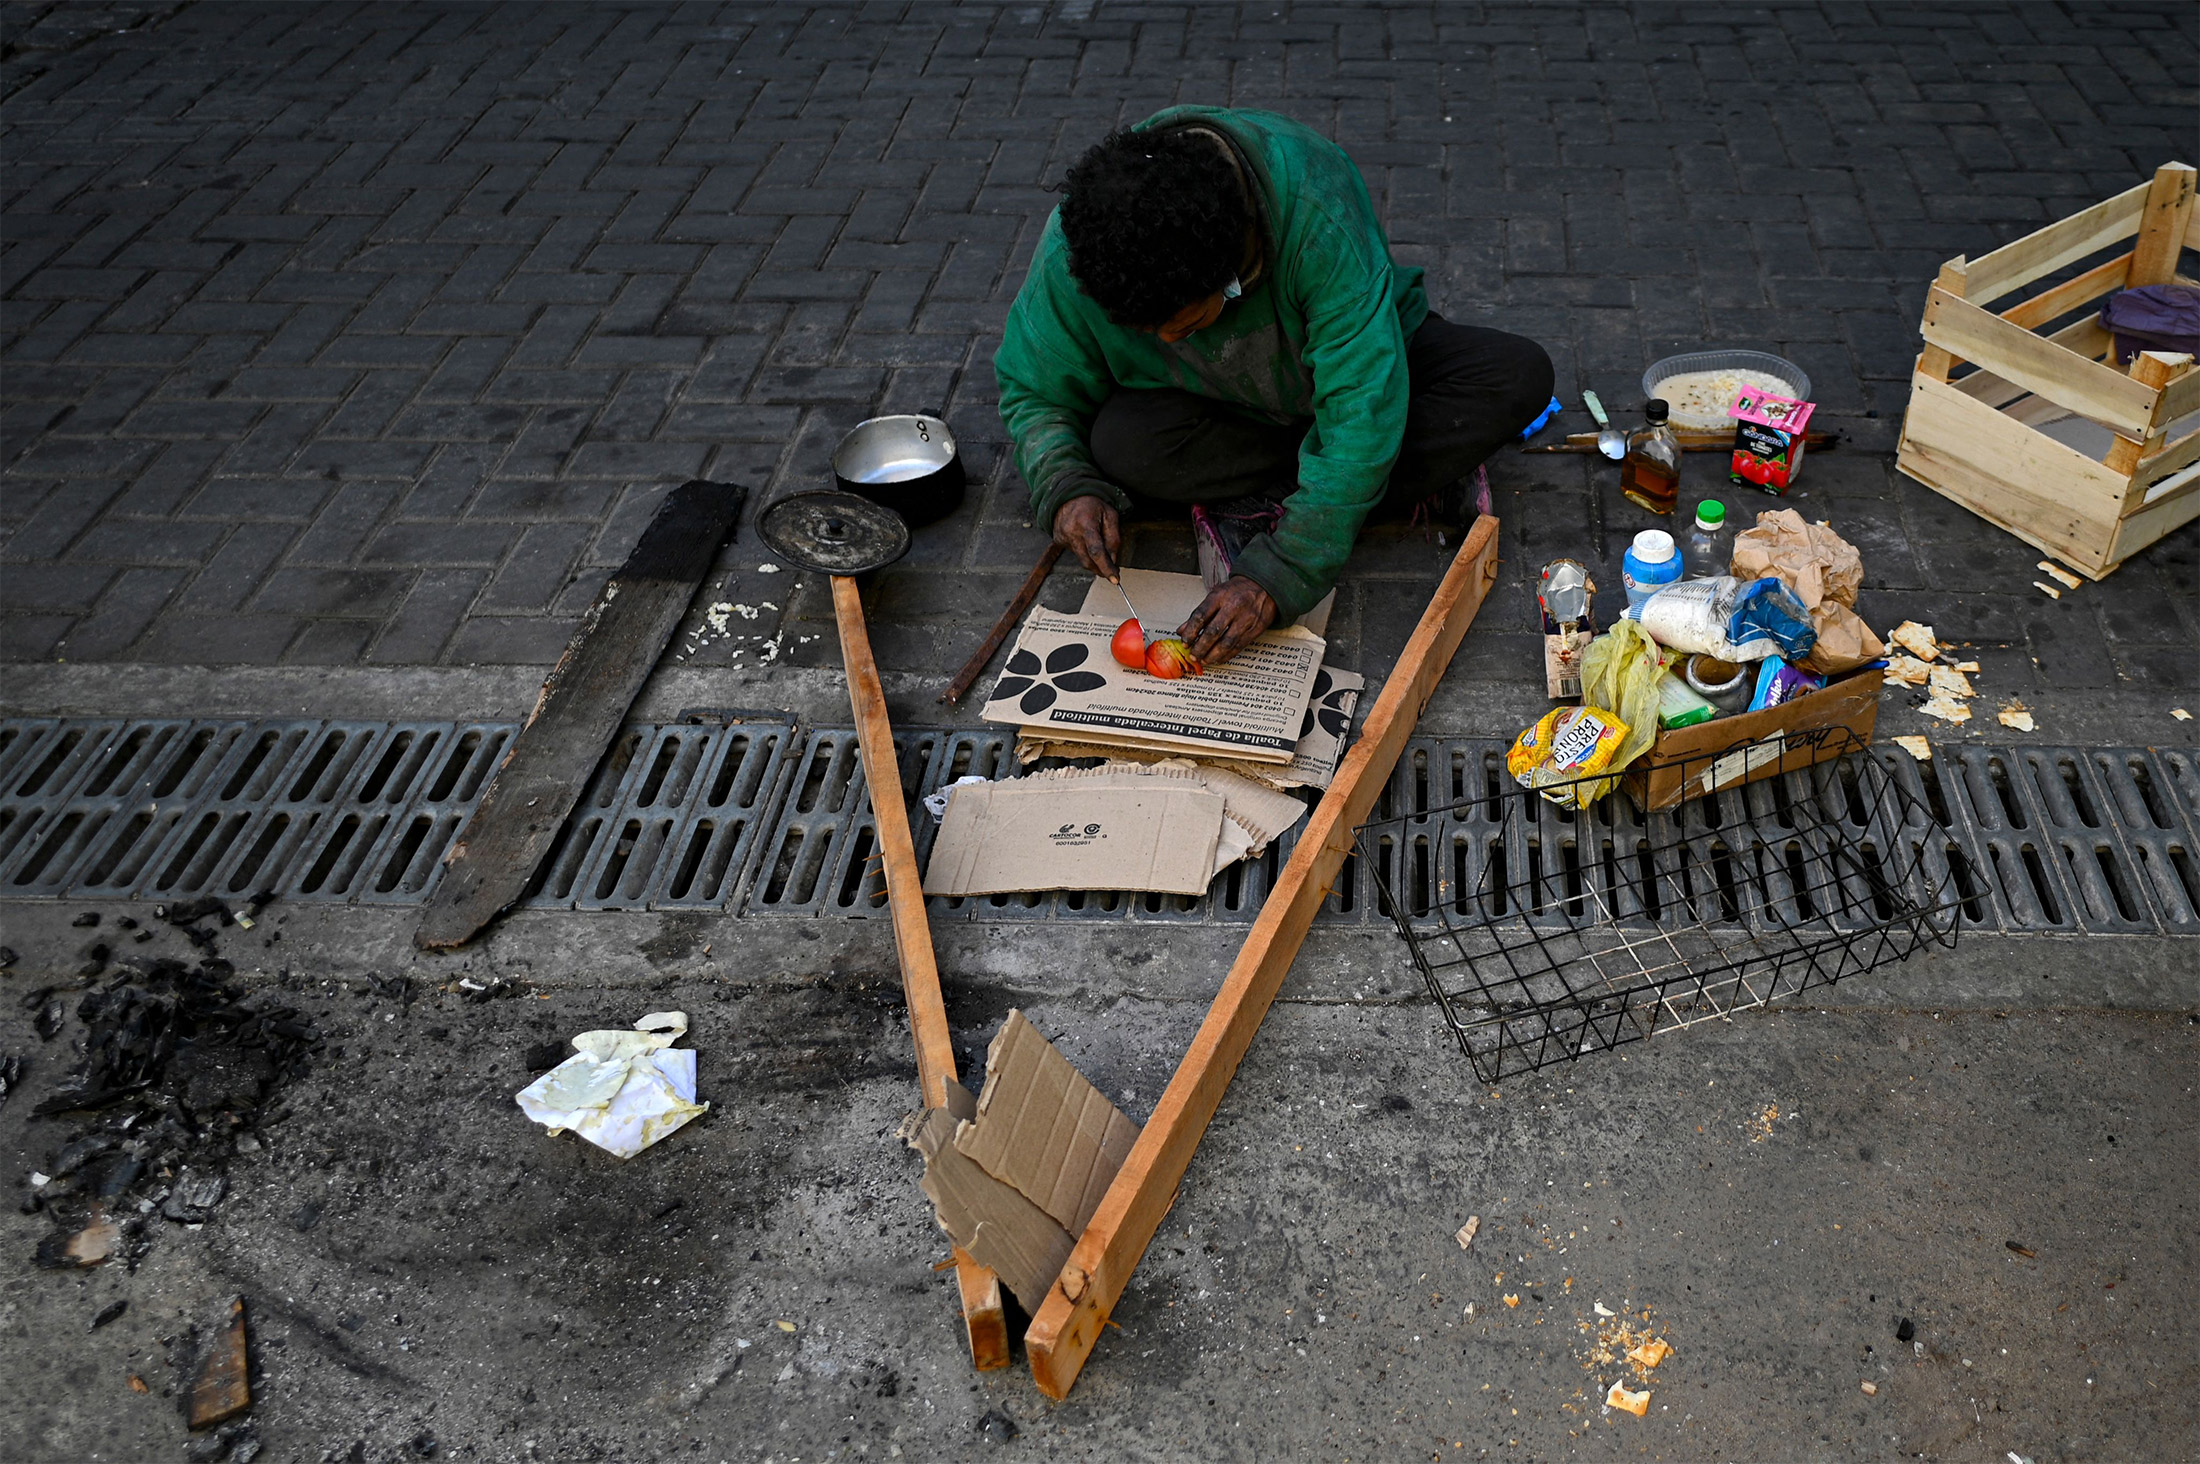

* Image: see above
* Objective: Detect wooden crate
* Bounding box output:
[1896,161,2200,579]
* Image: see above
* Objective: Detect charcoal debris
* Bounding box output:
[92,1298,128,1329]
[163,1169,229,1224]
[24,955,318,1264]
[0,1054,22,1109]
[0,946,17,968]
[34,1211,122,1268]
[35,996,66,1041]
[73,912,101,928]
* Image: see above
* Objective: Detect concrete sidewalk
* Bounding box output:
[2,3,2197,1461]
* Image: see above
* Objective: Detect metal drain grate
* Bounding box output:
[1,716,2192,935]
[523,715,793,911]
[0,716,792,912]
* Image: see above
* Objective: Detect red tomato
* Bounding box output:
[1110,618,1147,668]
[1145,638,1203,678]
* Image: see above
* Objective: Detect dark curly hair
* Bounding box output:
[1057,127,1250,328]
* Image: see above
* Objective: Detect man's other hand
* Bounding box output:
[1052,496,1121,580]
[1179,575,1277,665]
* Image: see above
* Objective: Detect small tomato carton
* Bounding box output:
[1728,389,1816,494]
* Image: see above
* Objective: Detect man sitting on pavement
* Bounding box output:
[995,105,1555,665]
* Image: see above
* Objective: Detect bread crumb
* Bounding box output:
[1997,703,2036,732]
[1884,655,1932,687]
[2034,580,2062,599]
[1892,735,1933,761]
[1920,696,1972,724]
[1456,1216,1480,1251]
[1606,1382,1651,1416]
[1928,665,1975,699]
[1889,621,1939,660]
[1627,1338,1672,1369]
[1860,1380,1879,1396]
[1503,1294,1521,1309]
[2037,561,2081,589]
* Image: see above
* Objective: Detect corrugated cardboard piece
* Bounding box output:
[1017,665,1364,791]
[900,1011,1139,1310]
[922,776,1224,896]
[982,605,1325,763]
[1076,568,1335,639]
[924,761,1309,895]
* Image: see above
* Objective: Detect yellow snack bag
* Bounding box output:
[1506,705,1631,809]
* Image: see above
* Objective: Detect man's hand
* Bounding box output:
[1179,575,1277,666]
[1052,496,1121,580]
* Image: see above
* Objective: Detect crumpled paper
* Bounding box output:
[1730,509,1887,675]
[516,1011,706,1159]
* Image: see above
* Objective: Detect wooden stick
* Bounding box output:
[941,541,1063,704]
[1024,514,1504,1400]
[830,574,1010,1370]
[2127,162,2197,287]
[1523,430,1837,455]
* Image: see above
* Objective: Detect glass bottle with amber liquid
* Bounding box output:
[1621,398,1681,515]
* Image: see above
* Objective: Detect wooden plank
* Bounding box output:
[416,480,746,950]
[1897,375,2121,573]
[2153,357,2200,425]
[2135,425,2200,487]
[1921,286,2156,436]
[2106,352,2191,475]
[1024,514,1504,1400]
[2105,470,2200,572]
[2128,163,2198,286]
[1947,316,2121,415]
[941,540,1062,705]
[1961,176,2153,304]
[1998,251,2131,331]
[830,573,1010,1371]
[1917,258,1968,383]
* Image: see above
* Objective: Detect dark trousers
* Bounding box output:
[1087,314,1555,514]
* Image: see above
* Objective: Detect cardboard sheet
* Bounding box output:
[922,778,1224,897]
[901,1011,1139,1310]
[1015,665,1363,788]
[950,760,1308,881]
[983,607,1325,763]
[1077,567,1335,639]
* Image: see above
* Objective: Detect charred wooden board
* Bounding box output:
[414,480,747,950]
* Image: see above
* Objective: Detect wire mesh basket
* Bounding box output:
[1358,729,1963,1082]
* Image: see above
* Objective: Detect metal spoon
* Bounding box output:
[1582,391,1625,460]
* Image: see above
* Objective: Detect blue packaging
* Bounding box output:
[1749,655,1825,711]
[1622,530,1681,612]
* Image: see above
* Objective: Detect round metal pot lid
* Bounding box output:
[756,490,910,575]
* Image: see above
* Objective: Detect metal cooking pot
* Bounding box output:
[832,413,965,528]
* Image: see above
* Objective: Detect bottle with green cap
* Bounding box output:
[1684,498,1732,580]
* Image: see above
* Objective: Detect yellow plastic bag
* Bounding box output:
[1568,620,1667,807]
[1507,705,1631,809]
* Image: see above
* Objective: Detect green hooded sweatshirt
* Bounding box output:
[994,105,1428,621]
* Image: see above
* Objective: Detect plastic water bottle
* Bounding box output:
[1622,529,1681,612]
[1685,500,1731,580]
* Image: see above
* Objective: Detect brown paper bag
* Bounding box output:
[1731,509,1886,675]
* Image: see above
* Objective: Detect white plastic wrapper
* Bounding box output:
[1629,577,1778,661]
[516,1011,707,1159]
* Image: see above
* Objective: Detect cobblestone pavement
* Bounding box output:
[3,7,2199,1464]
[2,0,2194,724]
